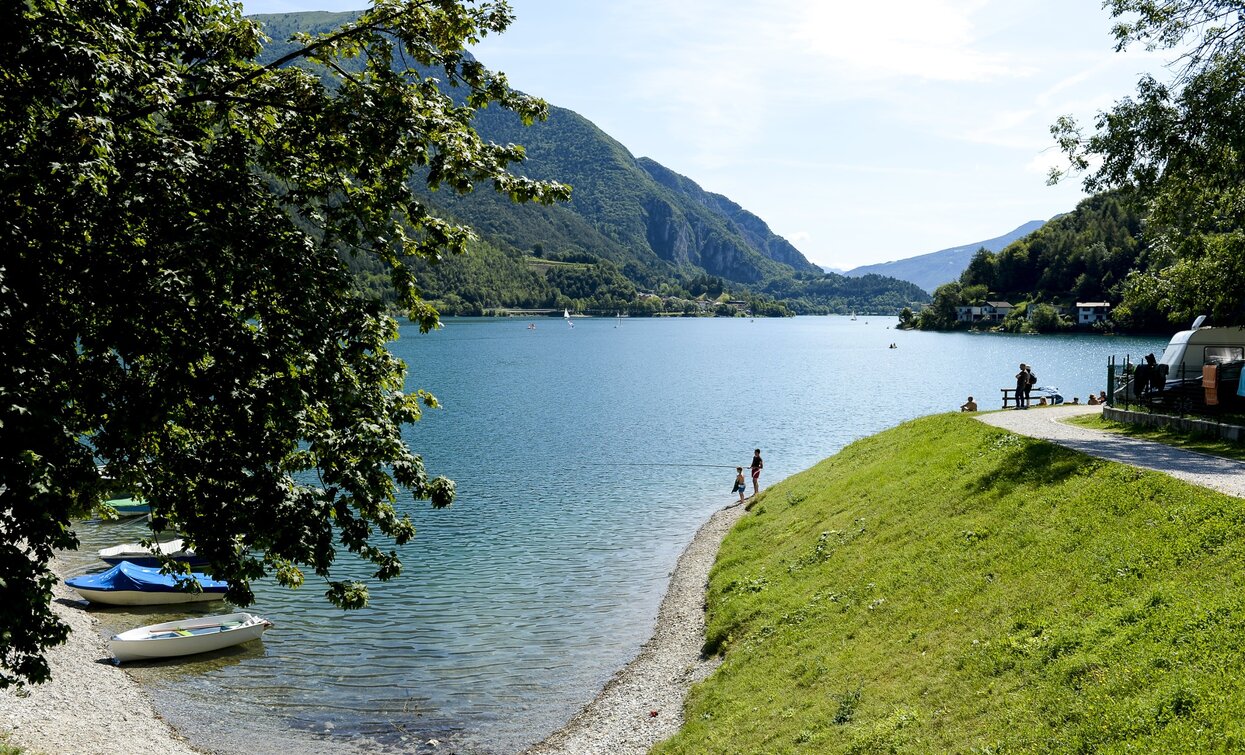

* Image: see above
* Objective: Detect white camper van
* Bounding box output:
[1156,317,1245,381]
[1126,316,1245,410]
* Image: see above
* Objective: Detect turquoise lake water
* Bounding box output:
[68,317,1168,753]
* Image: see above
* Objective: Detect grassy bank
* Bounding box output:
[655,414,1245,753]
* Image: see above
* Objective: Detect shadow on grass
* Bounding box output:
[972,441,1087,498]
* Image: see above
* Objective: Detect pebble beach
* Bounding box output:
[1,500,749,755]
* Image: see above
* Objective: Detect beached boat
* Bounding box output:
[65,561,228,605]
[104,497,151,516]
[98,538,206,568]
[109,612,272,663]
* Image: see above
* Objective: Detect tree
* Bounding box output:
[1050,0,1245,326]
[1026,303,1067,333]
[0,0,569,688]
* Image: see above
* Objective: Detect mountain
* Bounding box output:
[250,12,924,314]
[845,220,1047,294]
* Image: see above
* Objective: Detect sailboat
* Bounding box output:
[564,308,574,328]
[615,312,622,328]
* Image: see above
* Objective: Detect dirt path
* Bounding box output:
[976,404,1245,499]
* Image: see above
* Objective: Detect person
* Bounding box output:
[1087,392,1100,405]
[1014,363,1032,409]
[1098,390,1108,404]
[1071,396,1080,404]
[960,396,977,412]
[750,449,763,497]
[731,467,746,504]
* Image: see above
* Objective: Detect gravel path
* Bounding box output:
[0,564,202,755]
[522,500,748,755]
[976,404,1245,498]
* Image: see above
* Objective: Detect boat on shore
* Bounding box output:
[109,612,272,663]
[103,497,151,516]
[98,538,206,568]
[65,561,228,605]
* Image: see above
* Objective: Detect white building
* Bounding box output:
[1076,302,1111,324]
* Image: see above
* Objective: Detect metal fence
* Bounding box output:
[1108,354,1245,419]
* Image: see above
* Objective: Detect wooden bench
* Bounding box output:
[1000,388,1024,408]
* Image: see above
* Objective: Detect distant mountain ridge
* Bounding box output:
[845,221,1047,294]
[249,11,928,314]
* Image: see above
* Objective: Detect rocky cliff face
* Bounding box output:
[638,158,820,276]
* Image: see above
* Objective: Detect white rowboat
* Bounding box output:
[109,612,273,663]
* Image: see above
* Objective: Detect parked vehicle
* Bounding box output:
[1121,317,1245,412]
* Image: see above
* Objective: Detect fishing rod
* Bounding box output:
[583,462,740,469]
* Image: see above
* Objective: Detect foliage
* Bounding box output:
[253,12,924,317]
[958,191,1145,311]
[1026,302,1069,333]
[759,273,929,316]
[657,414,1245,753]
[0,0,568,688]
[1051,0,1245,327]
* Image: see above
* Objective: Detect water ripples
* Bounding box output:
[68,318,1168,754]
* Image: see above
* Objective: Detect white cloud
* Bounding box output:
[788,0,1033,82]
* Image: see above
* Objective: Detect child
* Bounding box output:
[731,467,746,504]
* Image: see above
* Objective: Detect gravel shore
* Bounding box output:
[0,565,202,755]
[2,500,749,755]
[522,500,748,755]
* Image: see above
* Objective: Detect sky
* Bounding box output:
[239,0,1176,271]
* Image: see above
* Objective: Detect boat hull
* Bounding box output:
[99,538,207,569]
[69,586,224,606]
[109,612,272,662]
[65,561,229,605]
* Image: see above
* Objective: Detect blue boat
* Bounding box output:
[65,561,228,606]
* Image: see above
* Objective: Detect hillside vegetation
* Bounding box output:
[913,192,1148,332]
[657,414,1245,753]
[251,12,929,317]
[845,220,1046,295]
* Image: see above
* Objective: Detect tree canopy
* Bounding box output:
[0,0,568,688]
[1051,0,1245,327]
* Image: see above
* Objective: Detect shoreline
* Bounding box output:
[0,562,201,755]
[2,498,747,755]
[522,499,748,755]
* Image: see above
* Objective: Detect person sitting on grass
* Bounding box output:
[960,396,977,412]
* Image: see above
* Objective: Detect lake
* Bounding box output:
[67,317,1168,754]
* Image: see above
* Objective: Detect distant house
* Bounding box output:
[955,301,1013,324]
[1076,302,1111,324]
[983,301,1013,322]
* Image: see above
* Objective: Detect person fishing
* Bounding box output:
[750,449,763,497]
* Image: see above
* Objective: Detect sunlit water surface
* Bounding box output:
[66,317,1167,753]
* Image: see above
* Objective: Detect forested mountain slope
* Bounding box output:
[252,11,925,315]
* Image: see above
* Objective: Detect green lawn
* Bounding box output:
[656,413,1245,754]
[1065,413,1245,463]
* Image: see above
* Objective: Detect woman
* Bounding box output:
[750,449,764,497]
